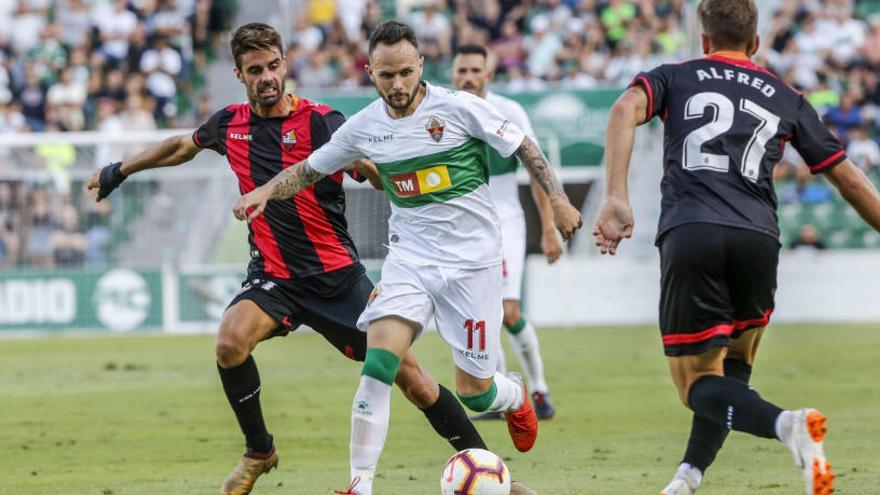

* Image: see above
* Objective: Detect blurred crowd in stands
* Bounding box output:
[0,0,236,268]
[286,0,689,91]
[7,0,880,268]
[0,0,236,134]
[756,0,880,248]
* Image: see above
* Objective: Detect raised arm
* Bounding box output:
[232,159,326,223]
[86,133,202,201]
[825,159,880,231]
[593,86,647,255]
[514,137,582,240]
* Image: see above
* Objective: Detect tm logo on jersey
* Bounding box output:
[391,165,452,197]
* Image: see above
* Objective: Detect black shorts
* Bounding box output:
[658,223,779,357]
[228,263,371,361]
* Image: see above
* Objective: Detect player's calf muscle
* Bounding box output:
[668,349,726,406]
[395,354,439,408]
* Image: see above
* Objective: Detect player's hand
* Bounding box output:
[233,185,272,223]
[551,196,583,241]
[367,282,382,305]
[86,162,127,202]
[353,159,384,191]
[540,228,563,264]
[592,196,634,255]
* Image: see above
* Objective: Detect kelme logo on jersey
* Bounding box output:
[425,115,445,142]
[390,165,452,197]
[282,129,297,151]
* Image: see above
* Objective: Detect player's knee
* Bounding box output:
[502,302,521,327]
[214,332,250,367]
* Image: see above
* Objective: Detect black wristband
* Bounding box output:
[97,161,127,200]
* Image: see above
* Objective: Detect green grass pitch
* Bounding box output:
[2,325,879,494]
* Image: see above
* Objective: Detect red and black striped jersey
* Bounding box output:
[630,52,847,242]
[193,96,362,280]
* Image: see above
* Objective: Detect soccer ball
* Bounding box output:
[440,448,511,495]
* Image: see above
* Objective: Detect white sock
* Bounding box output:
[349,376,392,495]
[507,321,548,393]
[487,372,524,412]
[495,341,508,374]
[675,462,702,489]
[775,410,794,444]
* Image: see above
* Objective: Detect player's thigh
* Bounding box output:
[728,326,766,365]
[500,214,527,302]
[299,273,374,361]
[225,275,301,340]
[434,264,504,382]
[366,316,420,358]
[658,224,735,357]
[356,258,435,338]
[726,229,779,335]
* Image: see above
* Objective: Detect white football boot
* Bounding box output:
[778,408,834,495]
[660,463,701,495]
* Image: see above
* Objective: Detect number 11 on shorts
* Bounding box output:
[465,319,486,352]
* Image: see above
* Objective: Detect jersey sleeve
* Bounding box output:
[789,96,847,174]
[460,92,525,158]
[308,114,365,174]
[310,109,367,183]
[310,109,346,150]
[505,100,538,143]
[628,65,670,123]
[192,108,226,155]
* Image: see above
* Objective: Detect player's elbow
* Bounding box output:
[171,134,200,164]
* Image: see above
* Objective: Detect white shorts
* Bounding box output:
[500,214,526,301]
[357,257,503,379]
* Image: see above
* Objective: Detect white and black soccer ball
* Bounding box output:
[440,448,511,495]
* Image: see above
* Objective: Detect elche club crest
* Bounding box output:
[425,115,445,142]
[282,129,297,151]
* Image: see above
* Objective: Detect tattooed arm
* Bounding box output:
[515,137,565,200]
[267,159,325,200]
[232,159,326,222]
[514,137,583,240]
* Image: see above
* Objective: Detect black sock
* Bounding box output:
[421,384,488,451]
[218,355,273,453]
[682,359,753,472]
[688,374,782,440]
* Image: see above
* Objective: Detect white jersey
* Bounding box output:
[309,82,526,268]
[485,91,537,220]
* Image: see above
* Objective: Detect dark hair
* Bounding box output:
[454,44,488,59]
[230,23,284,69]
[697,0,758,51]
[368,20,419,55]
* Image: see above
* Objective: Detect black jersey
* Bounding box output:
[630,53,847,242]
[193,96,363,280]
